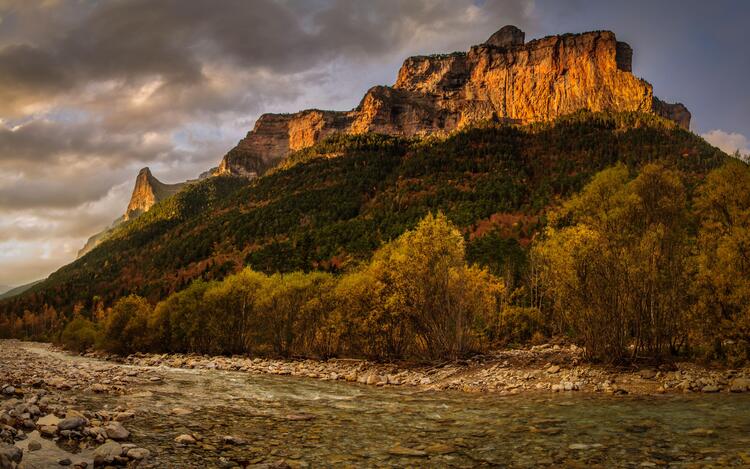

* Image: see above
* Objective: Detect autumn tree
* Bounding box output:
[693,159,750,362]
[102,295,154,354]
[533,164,693,362]
[363,212,504,359]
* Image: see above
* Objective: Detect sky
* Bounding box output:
[0,0,748,287]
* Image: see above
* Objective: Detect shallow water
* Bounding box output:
[43,349,750,467]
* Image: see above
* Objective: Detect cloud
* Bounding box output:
[702,129,750,158]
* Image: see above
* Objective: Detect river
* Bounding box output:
[4,342,750,467]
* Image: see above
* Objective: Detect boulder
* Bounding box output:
[94,440,123,462]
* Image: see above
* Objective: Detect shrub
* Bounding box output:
[102,295,154,354]
[533,164,693,362]
[497,307,545,346]
[60,316,100,353]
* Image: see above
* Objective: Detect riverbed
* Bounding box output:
[2,341,750,467]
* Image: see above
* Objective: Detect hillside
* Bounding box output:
[0,111,726,318]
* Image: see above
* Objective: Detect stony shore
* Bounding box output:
[0,343,156,468]
[103,342,750,396]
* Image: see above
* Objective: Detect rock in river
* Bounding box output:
[58,416,87,431]
[36,414,61,427]
[175,434,197,445]
[94,440,123,464]
[104,422,130,440]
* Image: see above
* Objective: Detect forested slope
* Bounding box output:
[0,111,727,320]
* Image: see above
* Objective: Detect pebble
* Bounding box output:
[58,416,87,431]
[37,414,61,426]
[569,443,604,450]
[222,435,246,445]
[175,434,197,445]
[730,378,750,392]
[126,447,150,460]
[94,440,123,460]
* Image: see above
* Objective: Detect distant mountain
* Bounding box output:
[0,111,726,316]
[0,25,717,318]
[0,286,11,295]
[0,280,43,301]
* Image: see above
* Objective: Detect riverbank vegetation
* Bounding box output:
[1,114,748,364]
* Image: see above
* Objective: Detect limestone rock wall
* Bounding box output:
[220,26,691,176]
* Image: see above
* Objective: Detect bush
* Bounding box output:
[152,280,214,354]
[102,295,154,354]
[497,307,545,346]
[60,316,100,353]
[361,212,505,360]
[533,164,693,362]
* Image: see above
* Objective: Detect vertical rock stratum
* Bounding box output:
[219,25,691,177]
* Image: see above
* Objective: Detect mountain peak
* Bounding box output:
[125,167,183,221]
[77,168,186,258]
[484,25,525,48]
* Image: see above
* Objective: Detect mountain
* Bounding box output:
[0,286,11,295]
[0,111,726,317]
[0,26,721,318]
[0,280,44,301]
[78,167,187,257]
[124,167,186,221]
[218,26,690,177]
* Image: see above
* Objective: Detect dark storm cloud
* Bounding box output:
[0,118,171,173]
[0,0,533,205]
[0,0,532,116]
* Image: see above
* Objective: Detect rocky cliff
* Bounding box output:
[219,26,691,176]
[124,167,185,221]
[77,168,186,257]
